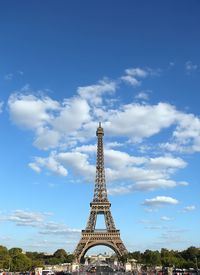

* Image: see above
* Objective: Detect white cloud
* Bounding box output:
[104,102,177,142]
[161,112,200,153]
[29,146,188,195]
[1,210,80,238]
[28,162,41,173]
[145,225,165,230]
[73,144,96,153]
[161,216,174,221]
[29,153,68,176]
[135,91,149,101]
[183,205,196,212]
[52,97,90,134]
[157,230,188,245]
[107,185,132,195]
[148,156,187,171]
[29,150,95,182]
[133,179,179,191]
[125,68,149,78]
[4,71,24,80]
[121,67,148,86]
[103,101,200,153]
[8,93,60,129]
[142,196,179,207]
[33,128,61,150]
[58,151,95,181]
[108,178,186,195]
[18,71,24,75]
[39,221,81,235]
[5,210,46,226]
[185,61,198,73]
[8,93,91,150]
[0,101,3,113]
[169,62,175,67]
[121,67,160,87]
[105,142,124,149]
[7,69,199,198]
[8,73,200,153]
[121,75,141,86]
[78,79,116,105]
[105,149,146,170]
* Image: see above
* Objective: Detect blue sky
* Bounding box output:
[0,0,200,254]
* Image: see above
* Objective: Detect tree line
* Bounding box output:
[0,245,199,271]
[0,246,74,272]
[120,246,200,268]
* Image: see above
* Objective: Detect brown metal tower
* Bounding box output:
[74,123,127,263]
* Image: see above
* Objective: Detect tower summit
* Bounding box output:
[74,123,127,263]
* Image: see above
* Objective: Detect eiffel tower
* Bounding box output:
[74,123,127,263]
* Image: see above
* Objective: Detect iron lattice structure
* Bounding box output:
[74,123,128,263]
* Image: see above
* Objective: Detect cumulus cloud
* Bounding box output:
[142,196,179,207]
[8,74,200,153]
[8,93,91,150]
[160,112,200,153]
[105,149,146,170]
[104,102,178,142]
[121,67,160,87]
[7,67,199,197]
[33,128,61,150]
[29,145,188,194]
[73,144,97,153]
[8,93,60,129]
[58,151,95,180]
[121,67,148,86]
[78,79,116,105]
[29,153,68,176]
[148,156,187,171]
[52,97,90,134]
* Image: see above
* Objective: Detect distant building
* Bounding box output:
[87,253,111,263]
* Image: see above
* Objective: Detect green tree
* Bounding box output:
[0,245,11,270]
[10,253,32,272]
[180,247,200,268]
[9,247,23,257]
[143,250,161,267]
[161,248,178,267]
[66,254,75,263]
[53,249,68,262]
[119,254,128,264]
[129,251,142,263]
[26,252,44,268]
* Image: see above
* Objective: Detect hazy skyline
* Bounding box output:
[0,1,200,254]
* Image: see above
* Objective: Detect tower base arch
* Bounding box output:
[74,230,127,263]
